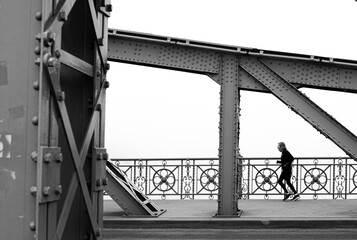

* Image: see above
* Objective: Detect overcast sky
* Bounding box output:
[105,0,357,158]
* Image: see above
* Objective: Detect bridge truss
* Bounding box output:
[1,0,111,239]
[1,0,357,239]
[107,29,357,216]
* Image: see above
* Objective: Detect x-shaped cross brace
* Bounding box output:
[43,53,107,239]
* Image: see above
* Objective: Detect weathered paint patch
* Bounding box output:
[2,169,15,180]
[8,106,24,119]
[0,61,8,86]
[0,133,11,158]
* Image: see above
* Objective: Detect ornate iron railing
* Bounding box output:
[108,157,357,200]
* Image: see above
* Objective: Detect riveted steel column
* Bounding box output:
[217,54,241,216]
[35,1,63,238]
[0,0,110,239]
[0,0,43,239]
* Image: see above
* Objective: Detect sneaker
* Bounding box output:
[291,193,300,201]
[283,193,292,201]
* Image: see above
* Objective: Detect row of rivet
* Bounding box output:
[29,11,42,232]
[30,185,63,196]
[28,9,68,232]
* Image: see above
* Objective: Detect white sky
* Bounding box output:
[105,0,357,158]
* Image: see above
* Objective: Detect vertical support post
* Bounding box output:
[36,0,61,238]
[0,0,42,238]
[216,54,241,217]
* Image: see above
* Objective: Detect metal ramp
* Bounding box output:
[105,160,166,217]
[239,57,357,161]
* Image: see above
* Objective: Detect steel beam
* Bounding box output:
[108,29,357,93]
[217,55,241,216]
[107,29,357,218]
[1,0,110,239]
[0,0,41,239]
[258,58,357,93]
[239,57,357,161]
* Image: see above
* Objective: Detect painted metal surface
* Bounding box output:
[1,0,357,236]
[0,0,41,239]
[42,1,111,238]
[217,55,241,216]
[108,29,357,93]
[1,0,110,239]
[107,29,357,216]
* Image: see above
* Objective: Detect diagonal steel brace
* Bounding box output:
[43,55,106,239]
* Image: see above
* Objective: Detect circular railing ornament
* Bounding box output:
[255,168,278,191]
[200,168,219,191]
[153,169,176,192]
[304,168,327,191]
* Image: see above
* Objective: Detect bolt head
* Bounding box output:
[31,151,38,162]
[58,11,67,22]
[29,221,36,231]
[56,153,63,163]
[55,50,61,58]
[102,178,108,186]
[33,80,40,90]
[35,11,42,21]
[57,91,65,102]
[54,185,62,194]
[35,58,41,66]
[46,57,55,67]
[34,46,41,55]
[96,179,102,186]
[32,116,38,125]
[42,186,51,196]
[47,31,55,43]
[44,153,52,163]
[30,186,37,196]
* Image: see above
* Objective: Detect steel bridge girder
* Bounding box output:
[239,57,357,161]
[260,58,357,93]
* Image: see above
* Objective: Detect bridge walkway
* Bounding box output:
[103,199,357,229]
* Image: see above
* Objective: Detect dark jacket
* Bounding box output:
[277,149,294,171]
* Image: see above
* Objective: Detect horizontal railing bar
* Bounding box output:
[111,157,350,160]
[107,157,356,200]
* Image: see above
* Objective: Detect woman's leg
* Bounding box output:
[286,178,297,194]
[278,173,288,193]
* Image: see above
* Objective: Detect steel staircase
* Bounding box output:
[106,160,166,217]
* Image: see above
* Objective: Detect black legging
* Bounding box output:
[278,169,297,194]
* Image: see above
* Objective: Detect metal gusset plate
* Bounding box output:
[38,147,63,203]
[94,148,109,191]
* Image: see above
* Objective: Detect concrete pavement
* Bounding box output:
[103,199,357,229]
[103,228,357,240]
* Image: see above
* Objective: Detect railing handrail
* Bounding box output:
[108,157,357,200]
[111,157,351,160]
